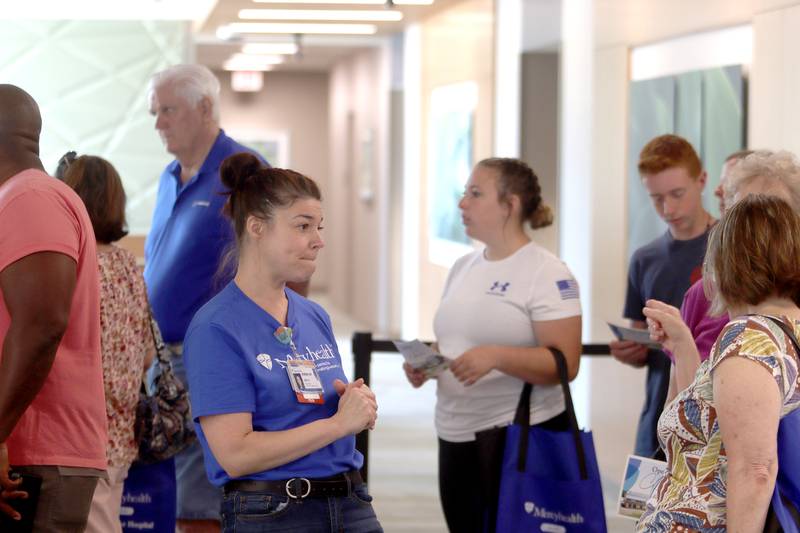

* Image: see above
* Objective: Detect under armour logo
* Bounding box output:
[489,281,510,293]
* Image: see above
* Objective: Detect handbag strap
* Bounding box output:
[762,314,800,354]
[760,315,800,531]
[142,286,169,365]
[512,347,588,479]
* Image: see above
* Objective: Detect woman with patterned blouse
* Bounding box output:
[62,155,154,533]
[636,195,800,532]
[660,150,800,406]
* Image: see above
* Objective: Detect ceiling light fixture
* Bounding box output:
[223,60,276,72]
[222,22,378,35]
[242,42,300,55]
[229,53,286,65]
[253,0,432,5]
[223,53,285,71]
[239,9,403,21]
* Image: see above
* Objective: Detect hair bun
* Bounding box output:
[221,152,262,191]
[529,203,554,229]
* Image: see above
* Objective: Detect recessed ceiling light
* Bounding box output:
[253,0,432,4]
[222,22,378,35]
[217,25,236,40]
[223,61,276,72]
[229,53,286,65]
[239,9,403,21]
[242,43,300,55]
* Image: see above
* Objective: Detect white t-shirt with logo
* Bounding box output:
[433,241,582,442]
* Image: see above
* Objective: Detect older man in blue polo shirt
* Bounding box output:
[144,64,275,533]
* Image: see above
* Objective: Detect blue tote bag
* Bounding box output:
[120,458,177,533]
[769,408,800,532]
[496,348,607,532]
[763,317,800,533]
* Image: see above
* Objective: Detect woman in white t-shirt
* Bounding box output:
[405,158,583,532]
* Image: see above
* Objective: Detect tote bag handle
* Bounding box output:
[512,347,588,479]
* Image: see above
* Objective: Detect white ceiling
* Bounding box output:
[5,0,800,72]
[195,0,465,71]
[523,0,800,52]
[595,0,798,48]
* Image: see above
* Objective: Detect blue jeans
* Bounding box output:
[220,484,383,532]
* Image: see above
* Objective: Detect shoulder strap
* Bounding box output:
[762,315,800,355]
[513,347,588,479]
[141,286,169,364]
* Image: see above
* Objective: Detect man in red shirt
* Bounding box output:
[0,84,108,531]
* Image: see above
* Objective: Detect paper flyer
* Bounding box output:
[608,322,662,349]
[392,339,450,378]
[618,454,668,519]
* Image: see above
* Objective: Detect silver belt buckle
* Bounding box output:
[286,477,311,499]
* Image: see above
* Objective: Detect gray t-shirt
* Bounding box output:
[624,229,709,457]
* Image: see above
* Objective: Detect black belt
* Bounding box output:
[223,470,363,499]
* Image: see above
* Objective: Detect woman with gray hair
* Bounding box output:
[636,149,800,531]
[638,195,800,531]
[651,149,800,403]
[722,149,800,211]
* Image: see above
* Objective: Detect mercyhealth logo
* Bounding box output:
[275,344,337,369]
[524,500,584,527]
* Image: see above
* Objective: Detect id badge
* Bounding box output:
[286,359,325,404]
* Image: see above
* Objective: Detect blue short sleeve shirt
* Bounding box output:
[183,282,363,486]
[144,130,267,343]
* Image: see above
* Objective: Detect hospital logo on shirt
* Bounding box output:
[556,279,579,300]
[256,353,273,370]
[487,281,510,296]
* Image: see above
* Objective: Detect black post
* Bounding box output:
[351,331,373,483]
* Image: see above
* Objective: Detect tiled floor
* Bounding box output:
[317,293,639,532]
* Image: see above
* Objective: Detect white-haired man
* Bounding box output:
[144,64,266,533]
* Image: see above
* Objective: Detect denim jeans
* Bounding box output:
[221,483,383,532]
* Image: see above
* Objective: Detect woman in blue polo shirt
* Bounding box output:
[183,153,382,532]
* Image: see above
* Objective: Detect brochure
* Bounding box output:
[392,339,450,378]
[608,322,662,349]
[618,454,668,519]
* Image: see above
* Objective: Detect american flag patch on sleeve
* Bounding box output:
[556,279,579,300]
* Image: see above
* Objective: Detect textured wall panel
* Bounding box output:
[0,20,189,233]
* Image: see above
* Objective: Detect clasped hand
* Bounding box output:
[333,379,378,435]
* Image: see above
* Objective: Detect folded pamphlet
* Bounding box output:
[608,322,661,349]
[392,339,450,378]
[617,454,667,519]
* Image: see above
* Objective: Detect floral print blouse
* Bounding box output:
[637,315,800,532]
[97,246,151,467]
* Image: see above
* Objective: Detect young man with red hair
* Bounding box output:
[610,134,714,457]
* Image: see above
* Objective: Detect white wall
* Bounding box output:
[0,20,189,234]
[520,52,560,255]
[559,0,594,342]
[588,43,649,514]
[415,0,495,339]
[750,4,800,154]
[495,0,522,157]
[327,45,392,330]
[217,70,332,290]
